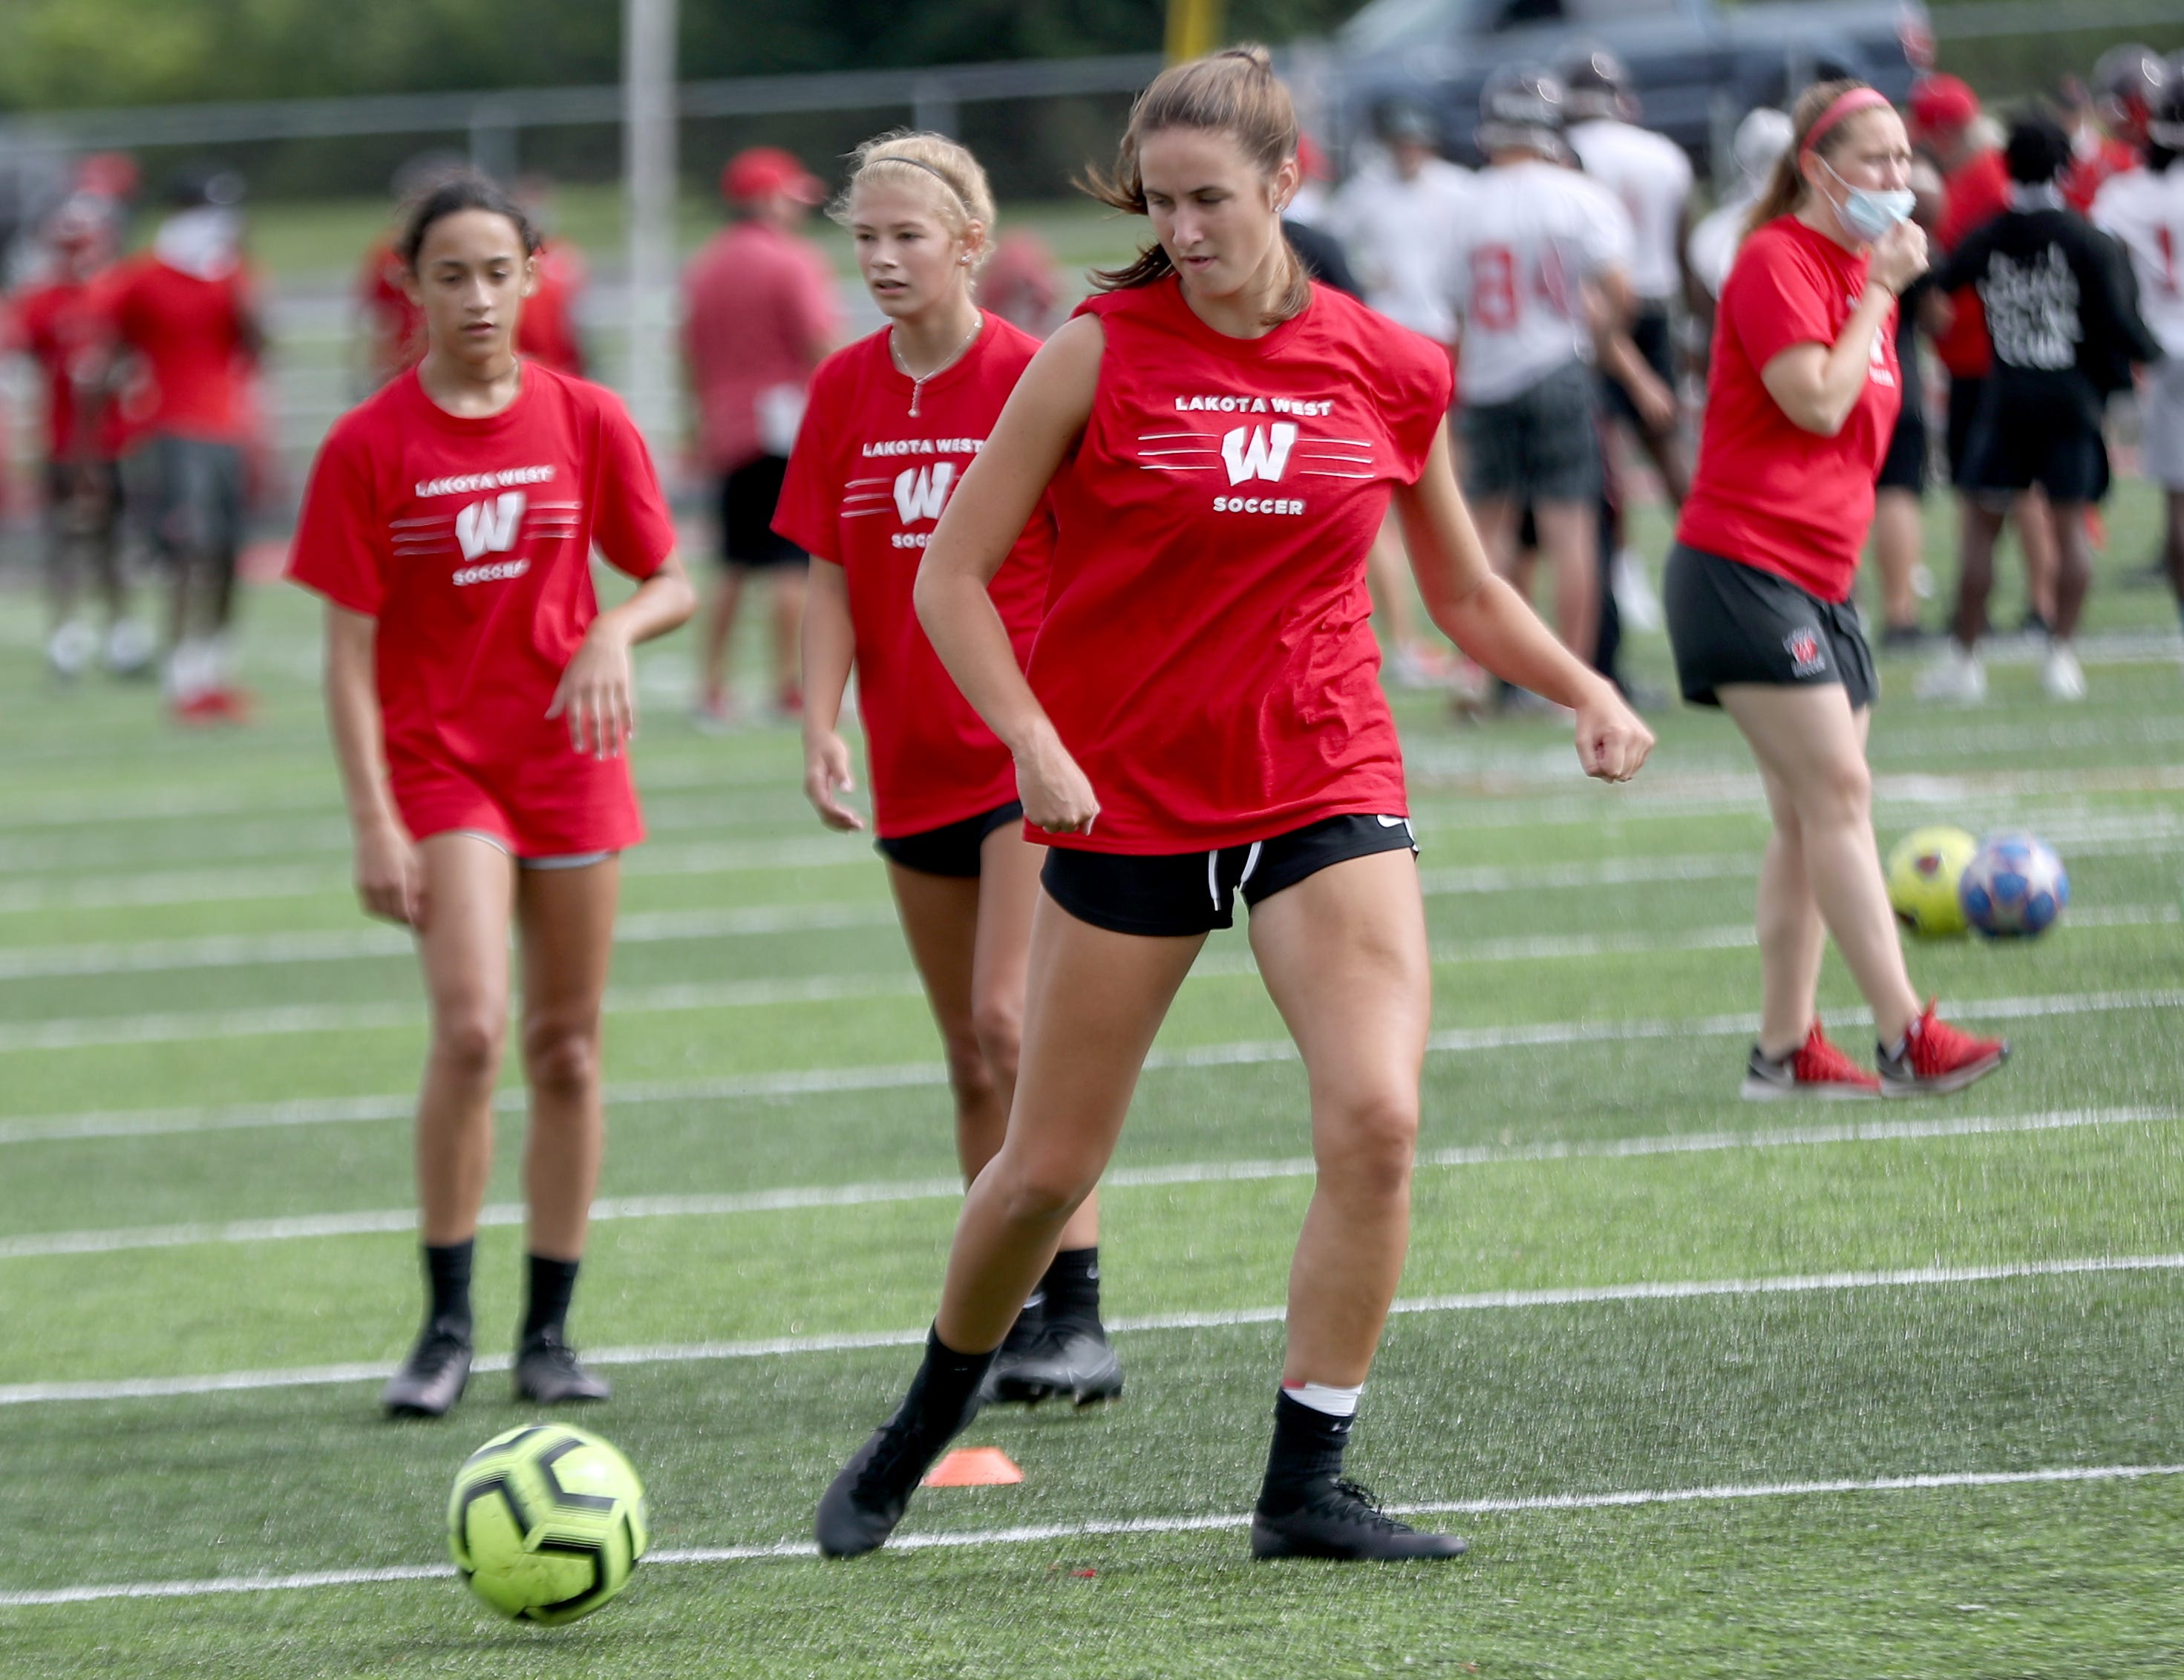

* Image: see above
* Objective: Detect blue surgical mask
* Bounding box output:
[1821,157,1914,243]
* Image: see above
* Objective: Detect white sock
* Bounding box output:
[1281,1380,1363,1419]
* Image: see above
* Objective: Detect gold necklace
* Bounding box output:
[890,315,982,416]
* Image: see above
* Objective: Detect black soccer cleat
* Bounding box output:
[513,1328,612,1405]
[381,1318,473,1419]
[989,1321,1124,1407]
[976,1299,1047,1406]
[815,1415,947,1559]
[1250,1479,1468,1561]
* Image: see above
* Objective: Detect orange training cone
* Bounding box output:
[921,1448,1023,1488]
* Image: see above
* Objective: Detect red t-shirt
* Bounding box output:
[682,220,840,472]
[10,275,120,460]
[1033,277,1452,854]
[772,313,1053,838]
[1933,148,2010,379]
[1678,216,1901,604]
[357,242,426,386]
[517,241,587,378]
[102,255,256,443]
[287,365,676,856]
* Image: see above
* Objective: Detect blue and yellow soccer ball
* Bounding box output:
[1961,831,2069,938]
[448,1424,649,1625]
[1886,826,1980,938]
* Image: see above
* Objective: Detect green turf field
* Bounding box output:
[1,491,2180,1676]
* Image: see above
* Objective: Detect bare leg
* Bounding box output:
[2015,488,2059,626]
[2047,500,2092,641]
[770,563,808,706]
[1955,500,2007,650]
[1247,851,1431,1386]
[1720,687,1917,1045]
[514,857,620,1261]
[698,567,745,706]
[933,897,1202,1353]
[412,835,517,1245]
[1870,487,1923,631]
[1629,413,1690,506]
[1534,500,1600,662]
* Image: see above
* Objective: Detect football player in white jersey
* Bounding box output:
[1562,46,1694,503]
[2092,55,2184,641]
[1445,68,1638,664]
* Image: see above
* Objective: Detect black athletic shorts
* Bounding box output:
[1462,361,1601,503]
[1040,812,1419,938]
[1943,374,1984,490]
[1600,305,1675,430]
[1664,542,1876,711]
[130,434,243,566]
[1875,403,1928,494]
[1959,379,2111,504]
[874,802,1025,878]
[720,454,805,568]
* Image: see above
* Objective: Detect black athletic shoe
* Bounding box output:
[815,1413,950,1559]
[512,1328,612,1405]
[977,1300,1047,1406]
[381,1318,472,1419]
[1250,1479,1468,1561]
[989,1321,1123,1407]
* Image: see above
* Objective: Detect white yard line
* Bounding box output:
[3,1252,2178,1411]
[0,1105,2168,1264]
[4,984,2179,1143]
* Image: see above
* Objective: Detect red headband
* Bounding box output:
[1801,88,1892,157]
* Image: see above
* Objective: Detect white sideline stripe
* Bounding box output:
[4,1460,2180,1605]
[3,1252,2179,1409]
[5,984,2180,1143]
[6,894,2181,1055]
[3,797,2177,915]
[0,1105,2169,1261]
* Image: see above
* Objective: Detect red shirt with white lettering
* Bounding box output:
[1034,277,1451,853]
[101,255,256,443]
[773,313,1052,837]
[287,365,676,856]
[9,275,120,460]
[1678,216,1900,603]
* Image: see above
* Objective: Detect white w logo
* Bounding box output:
[1220,422,1298,486]
[454,491,526,560]
[893,463,957,523]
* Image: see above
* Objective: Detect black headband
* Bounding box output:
[866,154,970,211]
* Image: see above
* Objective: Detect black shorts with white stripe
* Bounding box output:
[1039,813,1419,938]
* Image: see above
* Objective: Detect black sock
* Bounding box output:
[1040,1246,1102,1333]
[423,1240,474,1338]
[893,1326,998,1442]
[1258,1390,1355,1514]
[521,1253,581,1343]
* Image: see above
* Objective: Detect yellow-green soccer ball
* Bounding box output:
[448,1425,649,1625]
[1886,826,1980,938]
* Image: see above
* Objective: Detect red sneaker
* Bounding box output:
[1877,1001,2009,1097]
[202,685,256,724]
[1741,1022,1881,1101]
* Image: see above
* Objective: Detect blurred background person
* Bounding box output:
[1281,136,1365,298]
[1866,151,1946,650]
[1914,73,2062,642]
[1562,43,1694,506]
[2092,50,2184,649]
[2059,47,2163,212]
[978,227,1063,338]
[1445,67,1636,675]
[354,154,462,393]
[684,146,839,728]
[6,195,151,682]
[1920,115,2160,704]
[513,174,588,378]
[1689,108,1794,325]
[1330,100,1473,691]
[103,166,264,723]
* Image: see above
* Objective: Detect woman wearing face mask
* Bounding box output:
[775,133,1120,1408]
[814,48,1653,1565]
[1663,80,2010,1101]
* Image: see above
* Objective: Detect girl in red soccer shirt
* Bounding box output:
[815,49,1652,1563]
[777,133,1119,1407]
[1664,81,2008,1100]
[289,174,696,1418]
